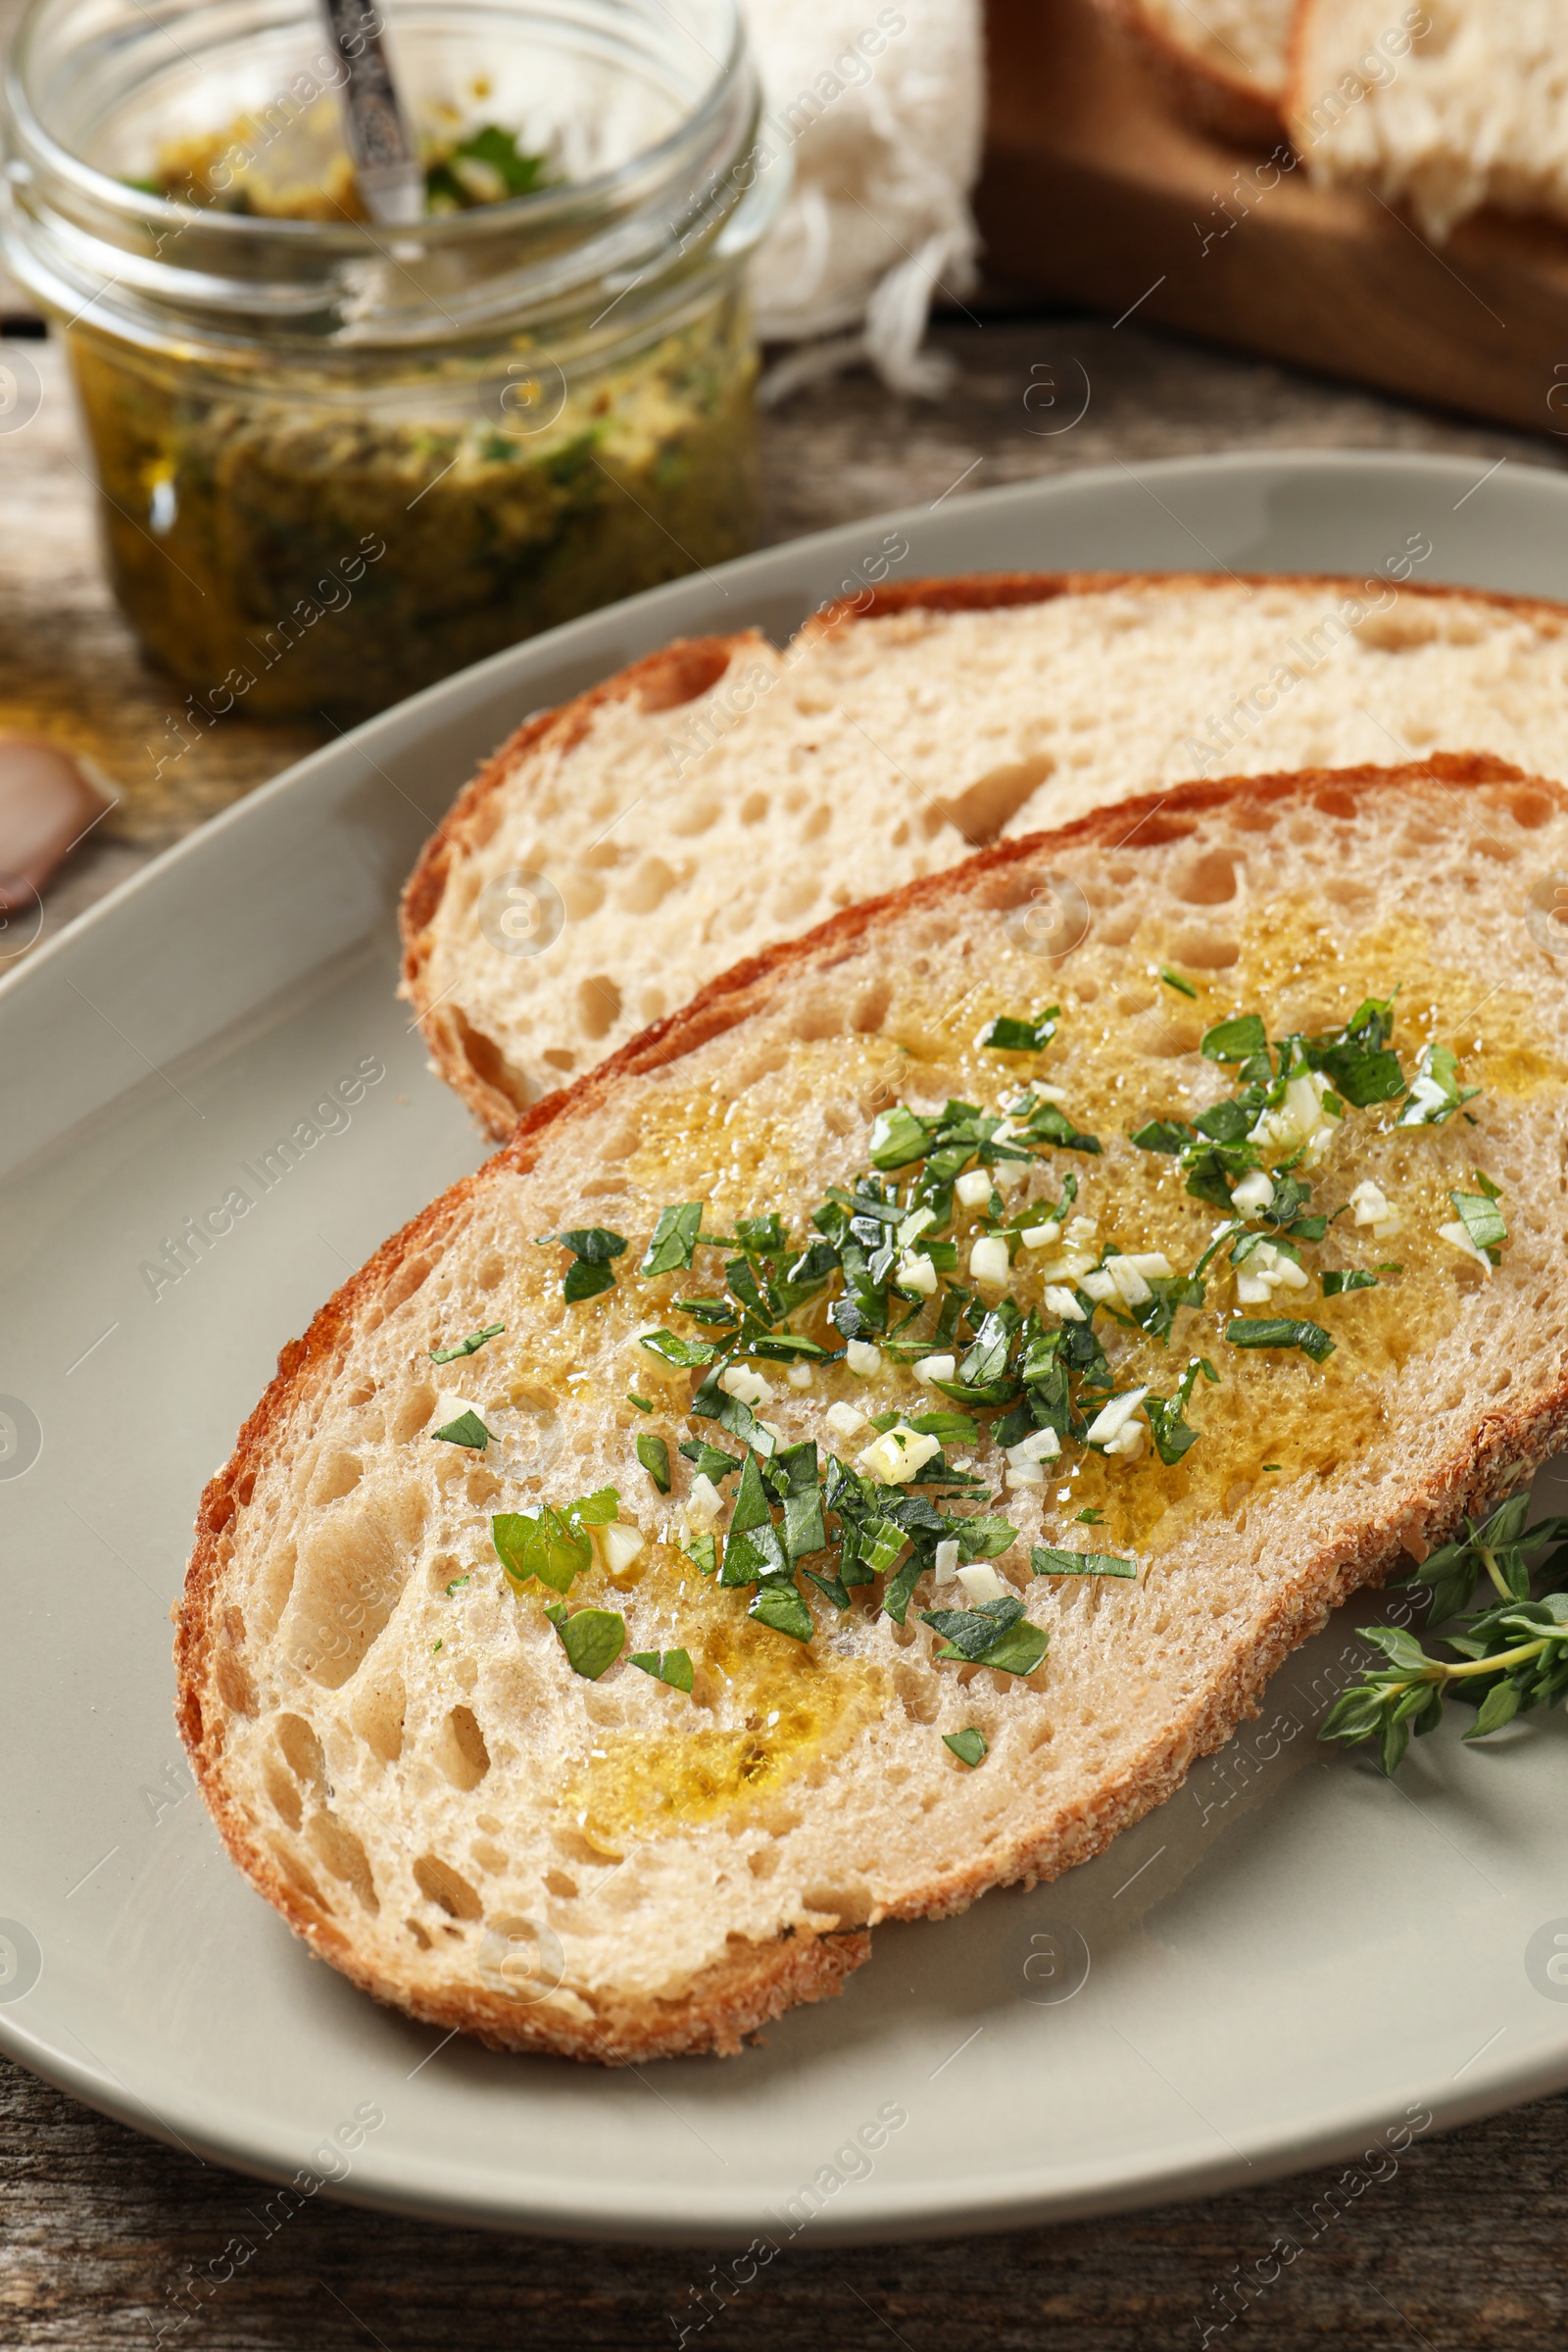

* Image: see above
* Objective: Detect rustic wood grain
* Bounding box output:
[978,0,1568,440]
[2,2054,1565,2348]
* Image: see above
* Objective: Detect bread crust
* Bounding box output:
[399,570,1568,1141]
[191,755,1568,2061]
[1092,0,1289,147]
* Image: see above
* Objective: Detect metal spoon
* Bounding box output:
[317,0,424,224]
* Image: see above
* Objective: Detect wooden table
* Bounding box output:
[3,310,1567,2346]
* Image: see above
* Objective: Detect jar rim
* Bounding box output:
[1,0,774,352]
[4,0,748,251]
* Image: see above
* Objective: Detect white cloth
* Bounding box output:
[739,0,983,397]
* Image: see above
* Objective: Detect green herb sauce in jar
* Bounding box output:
[4,0,776,719]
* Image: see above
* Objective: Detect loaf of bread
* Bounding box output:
[1290,1,1568,241]
[1098,0,1296,144]
[181,756,1568,2060]
[402,571,1568,1138]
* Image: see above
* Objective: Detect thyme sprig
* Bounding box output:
[1319,1495,1568,1773]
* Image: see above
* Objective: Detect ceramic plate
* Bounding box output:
[4,451,1568,2243]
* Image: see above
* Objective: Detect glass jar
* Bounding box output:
[1,0,778,719]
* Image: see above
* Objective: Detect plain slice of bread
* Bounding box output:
[1098,0,1297,145]
[1290,0,1568,242]
[183,757,1568,2061]
[402,570,1568,1140]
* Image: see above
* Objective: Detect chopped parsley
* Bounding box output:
[678,1438,744,1483]
[545,1603,625,1681]
[1031,1545,1136,1578]
[1200,1012,1268,1063]
[444,1574,470,1595]
[640,1328,720,1370]
[1320,1267,1391,1296]
[514,982,1494,1686]
[630,1647,695,1692]
[1396,1042,1479,1128]
[640,1203,704,1278]
[943,1727,989,1766]
[425,124,552,212]
[540,1225,627,1302]
[1450,1183,1507,1261]
[431,1409,493,1450]
[979,1005,1059,1054]
[920,1596,1049,1675]
[635,1433,672,1494]
[429,1323,505,1364]
[1224,1317,1336,1361]
[492,1488,618,1594]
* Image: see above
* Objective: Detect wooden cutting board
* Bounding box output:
[976,0,1568,439]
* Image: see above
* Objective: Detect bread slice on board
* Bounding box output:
[401,570,1568,1140]
[1096,0,1296,144]
[184,757,1568,2061]
[1290,1,1568,242]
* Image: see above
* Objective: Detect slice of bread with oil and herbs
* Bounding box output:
[400,569,1568,1140]
[182,756,1568,2062]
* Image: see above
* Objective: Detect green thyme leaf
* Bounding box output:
[544,1603,625,1681]
[635,1433,672,1494]
[1225,1316,1336,1361]
[640,1203,704,1278]
[943,1727,989,1766]
[1031,1544,1137,1578]
[1200,1013,1268,1063]
[445,1574,469,1594]
[1158,967,1199,1000]
[1321,1268,1385,1296]
[429,1323,505,1363]
[671,1297,738,1324]
[630,1647,694,1692]
[627,1392,655,1412]
[432,1409,493,1449]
